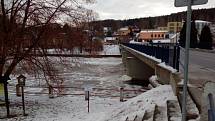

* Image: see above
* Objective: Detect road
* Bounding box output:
[180,49,215,71]
[179,49,215,85]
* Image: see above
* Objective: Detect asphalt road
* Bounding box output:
[179,49,215,84]
[180,49,215,71]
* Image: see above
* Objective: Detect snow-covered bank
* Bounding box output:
[1,85,176,121]
[100,85,177,121]
[0,95,120,121]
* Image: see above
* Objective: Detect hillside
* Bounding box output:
[91,8,215,31]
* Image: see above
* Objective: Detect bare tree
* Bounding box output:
[0,0,95,116]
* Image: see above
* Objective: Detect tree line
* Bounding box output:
[90,8,215,32]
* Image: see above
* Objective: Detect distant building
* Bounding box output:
[157,22,183,33]
[158,27,168,31]
[117,27,131,36]
[138,30,168,42]
[116,27,131,43]
[167,22,183,33]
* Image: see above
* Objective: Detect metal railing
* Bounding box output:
[122,43,180,70]
[208,93,215,121]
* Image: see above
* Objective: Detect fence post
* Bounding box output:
[85,91,89,101]
[21,85,27,116]
[120,87,124,102]
[49,86,54,98]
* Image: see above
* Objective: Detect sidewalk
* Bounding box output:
[179,63,215,115]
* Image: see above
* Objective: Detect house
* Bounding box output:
[138,30,168,42]
[117,27,131,36]
[116,27,132,43]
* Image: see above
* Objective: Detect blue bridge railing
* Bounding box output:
[208,93,215,121]
[122,43,180,70]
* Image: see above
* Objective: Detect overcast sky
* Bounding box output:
[86,0,215,20]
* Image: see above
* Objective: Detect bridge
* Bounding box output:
[120,43,180,90]
[120,43,215,121]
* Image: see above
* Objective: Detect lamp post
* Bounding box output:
[17,75,27,116]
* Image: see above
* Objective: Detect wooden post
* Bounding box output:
[49,86,54,98]
[120,87,124,102]
[21,86,27,116]
[88,91,90,113]
[85,91,89,101]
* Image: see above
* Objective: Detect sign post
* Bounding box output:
[181,1,192,120]
[84,85,93,113]
[174,0,208,121]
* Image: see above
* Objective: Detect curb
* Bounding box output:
[189,48,215,54]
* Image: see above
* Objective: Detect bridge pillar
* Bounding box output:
[121,50,154,81]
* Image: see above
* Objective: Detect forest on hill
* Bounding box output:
[91,8,215,32]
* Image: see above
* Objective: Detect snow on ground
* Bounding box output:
[0,85,176,121]
[100,85,177,121]
[0,94,121,121]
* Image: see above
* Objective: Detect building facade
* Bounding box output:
[138,30,168,42]
[167,22,183,33]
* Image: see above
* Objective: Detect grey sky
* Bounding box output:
[86,0,215,20]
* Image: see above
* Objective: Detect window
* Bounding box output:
[158,34,160,37]
[161,34,164,37]
[151,34,153,38]
[155,34,157,37]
